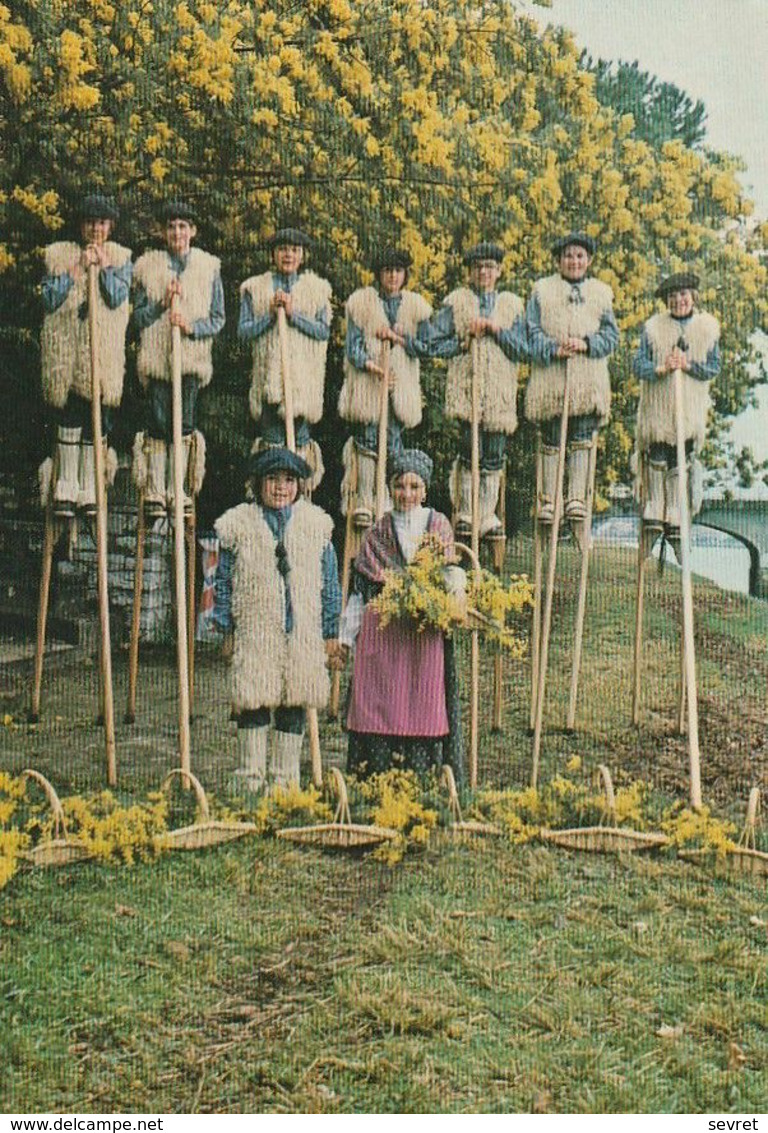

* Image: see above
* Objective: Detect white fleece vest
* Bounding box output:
[338,287,432,428]
[215,499,332,711]
[636,310,720,448]
[40,240,131,408]
[524,274,614,424]
[241,271,332,423]
[134,248,220,386]
[443,288,523,434]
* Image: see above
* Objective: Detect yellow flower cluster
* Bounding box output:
[33,790,171,865]
[661,805,739,858]
[57,30,101,111]
[356,769,438,865]
[252,782,332,836]
[0,773,29,890]
[466,569,534,655]
[371,535,465,635]
[0,3,32,101]
[12,186,62,230]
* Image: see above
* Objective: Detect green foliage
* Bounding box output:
[583,56,708,149]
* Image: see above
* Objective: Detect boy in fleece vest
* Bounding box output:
[132,200,224,516]
[40,192,132,516]
[238,228,332,490]
[633,271,720,531]
[429,242,528,540]
[338,246,433,526]
[525,233,619,522]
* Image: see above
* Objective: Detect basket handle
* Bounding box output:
[441,764,463,824]
[454,542,481,573]
[596,764,616,826]
[161,769,210,822]
[21,768,67,840]
[328,767,351,826]
[740,787,761,850]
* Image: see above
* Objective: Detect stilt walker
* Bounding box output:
[525,232,618,775]
[32,193,131,728]
[630,271,719,809]
[278,306,323,788]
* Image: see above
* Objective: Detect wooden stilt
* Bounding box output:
[125,487,146,724]
[88,264,117,786]
[531,366,571,788]
[186,500,196,719]
[491,465,506,733]
[329,448,358,721]
[677,604,687,736]
[673,367,702,810]
[30,501,58,722]
[170,311,192,784]
[566,435,598,731]
[469,339,481,789]
[529,441,543,733]
[631,521,646,728]
[277,305,322,781]
[376,341,390,521]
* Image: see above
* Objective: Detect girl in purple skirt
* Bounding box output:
[339,449,465,781]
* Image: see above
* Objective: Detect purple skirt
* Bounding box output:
[346,608,449,737]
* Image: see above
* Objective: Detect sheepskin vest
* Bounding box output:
[214,499,332,711]
[241,271,332,423]
[525,274,613,424]
[636,311,720,449]
[40,240,131,409]
[443,288,523,434]
[338,287,432,428]
[134,248,219,386]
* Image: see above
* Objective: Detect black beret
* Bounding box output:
[655,271,700,298]
[463,242,505,265]
[77,193,119,222]
[266,227,313,250]
[158,200,197,225]
[372,246,412,273]
[552,232,596,257]
[246,447,311,483]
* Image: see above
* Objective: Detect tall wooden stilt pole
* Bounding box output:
[170,302,192,784]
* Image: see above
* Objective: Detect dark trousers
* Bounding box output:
[541,412,599,447]
[237,707,304,735]
[458,425,506,472]
[146,376,199,440]
[648,440,694,468]
[57,393,114,440]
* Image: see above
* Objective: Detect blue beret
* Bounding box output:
[372,246,412,273]
[159,200,197,225]
[246,447,311,483]
[267,227,313,250]
[552,232,596,257]
[656,271,699,298]
[390,449,433,489]
[77,193,119,222]
[463,242,505,266]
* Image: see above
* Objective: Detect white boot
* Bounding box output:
[77,441,97,514]
[143,438,167,518]
[451,463,473,539]
[479,470,503,538]
[233,726,268,794]
[352,450,376,528]
[54,427,81,517]
[665,466,681,530]
[565,442,591,521]
[167,437,193,517]
[538,446,559,524]
[643,460,666,527]
[271,730,303,791]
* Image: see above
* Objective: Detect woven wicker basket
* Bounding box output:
[18,769,93,867]
[277,768,398,849]
[441,765,502,837]
[540,765,669,853]
[161,769,258,850]
[679,787,768,876]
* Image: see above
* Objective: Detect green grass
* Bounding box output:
[0,540,766,1113]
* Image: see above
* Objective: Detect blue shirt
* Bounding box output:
[428,289,529,362]
[346,290,436,369]
[132,251,225,339]
[41,259,133,315]
[238,272,330,343]
[632,315,720,383]
[525,281,619,365]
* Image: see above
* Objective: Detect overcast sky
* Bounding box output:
[544,0,768,218]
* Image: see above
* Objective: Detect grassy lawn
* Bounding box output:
[0,539,766,1113]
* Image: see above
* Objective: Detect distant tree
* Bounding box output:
[582,56,708,149]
